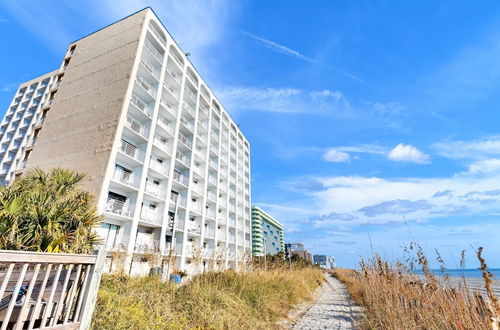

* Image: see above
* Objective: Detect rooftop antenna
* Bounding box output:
[185,52,191,57]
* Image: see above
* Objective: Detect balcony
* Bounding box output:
[192,183,204,195]
[190,204,203,215]
[125,116,148,139]
[197,119,208,131]
[209,158,218,170]
[199,105,209,117]
[187,227,202,235]
[140,208,163,226]
[163,84,178,100]
[167,69,182,85]
[179,117,194,132]
[112,168,139,188]
[153,137,172,155]
[184,88,197,103]
[173,172,189,187]
[159,98,176,117]
[119,140,145,163]
[206,209,216,220]
[144,39,164,63]
[140,58,160,80]
[105,198,135,218]
[175,151,190,167]
[208,175,217,186]
[206,191,217,202]
[182,102,195,118]
[149,159,169,177]
[136,75,157,98]
[130,94,153,118]
[145,181,167,199]
[135,239,161,253]
[205,227,215,238]
[178,133,192,149]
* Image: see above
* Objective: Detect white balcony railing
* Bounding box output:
[184,88,197,103]
[182,102,195,117]
[178,133,192,149]
[167,69,182,85]
[125,116,148,138]
[159,98,176,116]
[206,209,216,219]
[157,117,175,135]
[135,239,161,253]
[119,140,145,162]
[140,208,163,226]
[112,168,139,188]
[130,94,153,117]
[205,228,215,238]
[176,151,190,167]
[163,85,178,99]
[180,117,194,132]
[207,191,217,202]
[140,58,160,80]
[144,39,164,62]
[149,159,169,176]
[209,158,218,169]
[173,172,189,186]
[145,181,167,198]
[208,175,217,186]
[153,137,172,154]
[105,198,135,218]
[136,75,157,98]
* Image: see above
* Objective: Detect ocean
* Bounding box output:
[414,268,500,279]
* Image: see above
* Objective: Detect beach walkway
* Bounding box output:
[290,274,362,329]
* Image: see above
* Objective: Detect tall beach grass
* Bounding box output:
[92,267,324,329]
[332,245,500,329]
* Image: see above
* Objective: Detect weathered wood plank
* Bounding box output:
[0,251,96,264]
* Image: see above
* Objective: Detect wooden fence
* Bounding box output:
[0,249,105,330]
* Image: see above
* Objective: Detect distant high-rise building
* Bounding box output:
[0,8,252,276]
[285,242,313,263]
[251,206,284,256]
[0,71,58,185]
[313,255,336,269]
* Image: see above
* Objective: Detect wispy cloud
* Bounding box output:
[242,31,368,85]
[0,18,8,23]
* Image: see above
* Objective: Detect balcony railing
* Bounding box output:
[178,133,192,149]
[208,175,217,186]
[182,102,195,117]
[145,181,167,198]
[135,239,161,253]
[119,140,145,162]
[105,198,135,218]
[192,183,204,195]
[167,69,182,85]
[207,191,217,202]
[112,168,139,188]
[197,120,208,130]
[130,94,153,117]
[179,117,194,132]
[159,98,176,116]
[136,75,157,98]
[176,151,190,167]
[150,26,167,45]
[209,158,218,169]
[144,39,164,62]
[206,209,216,219]
[163,84,178,99]
[173,172,189,186]
[199,105,209,117]
[125,116,148,138]
[149,159,169,176]
[205,228,215,238]
[140,58,160,80]
[184,88,197,103]
[140,208,163,226]
[153,137,172,154]
[187,227,201,235]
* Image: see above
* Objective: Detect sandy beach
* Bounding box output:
[418,275,500,297]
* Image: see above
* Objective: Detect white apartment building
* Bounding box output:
[0,71,58,185]
[1,8,252,276]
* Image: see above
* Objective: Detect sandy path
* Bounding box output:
[290,274,362,329]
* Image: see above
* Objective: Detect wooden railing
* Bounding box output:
[0,249,105,330]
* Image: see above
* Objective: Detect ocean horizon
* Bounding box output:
[414,268,500,279]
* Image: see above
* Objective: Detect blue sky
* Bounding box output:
[2,0,500,268]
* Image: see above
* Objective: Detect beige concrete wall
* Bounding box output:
[26,10,148,198]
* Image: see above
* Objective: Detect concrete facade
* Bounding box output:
[251,206,284,256]
[2,8,252,277]
[313,255,336,270]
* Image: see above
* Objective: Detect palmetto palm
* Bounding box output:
[0,168,102,253]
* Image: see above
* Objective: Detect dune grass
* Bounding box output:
[91,267,325,329]
[332,246,500,329]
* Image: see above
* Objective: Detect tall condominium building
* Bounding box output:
[251,206,284,256]
[1,8,252,276]
[0,71,58,185]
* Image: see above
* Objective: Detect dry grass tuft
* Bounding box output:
[332,245,500,330]
[92,267,324,329]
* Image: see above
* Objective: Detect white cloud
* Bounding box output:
[433,136,500,160]
[322,149,350,163]
[387,143,430,164]
[217,86,349,114]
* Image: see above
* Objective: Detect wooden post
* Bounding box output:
[78,248,106,330]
